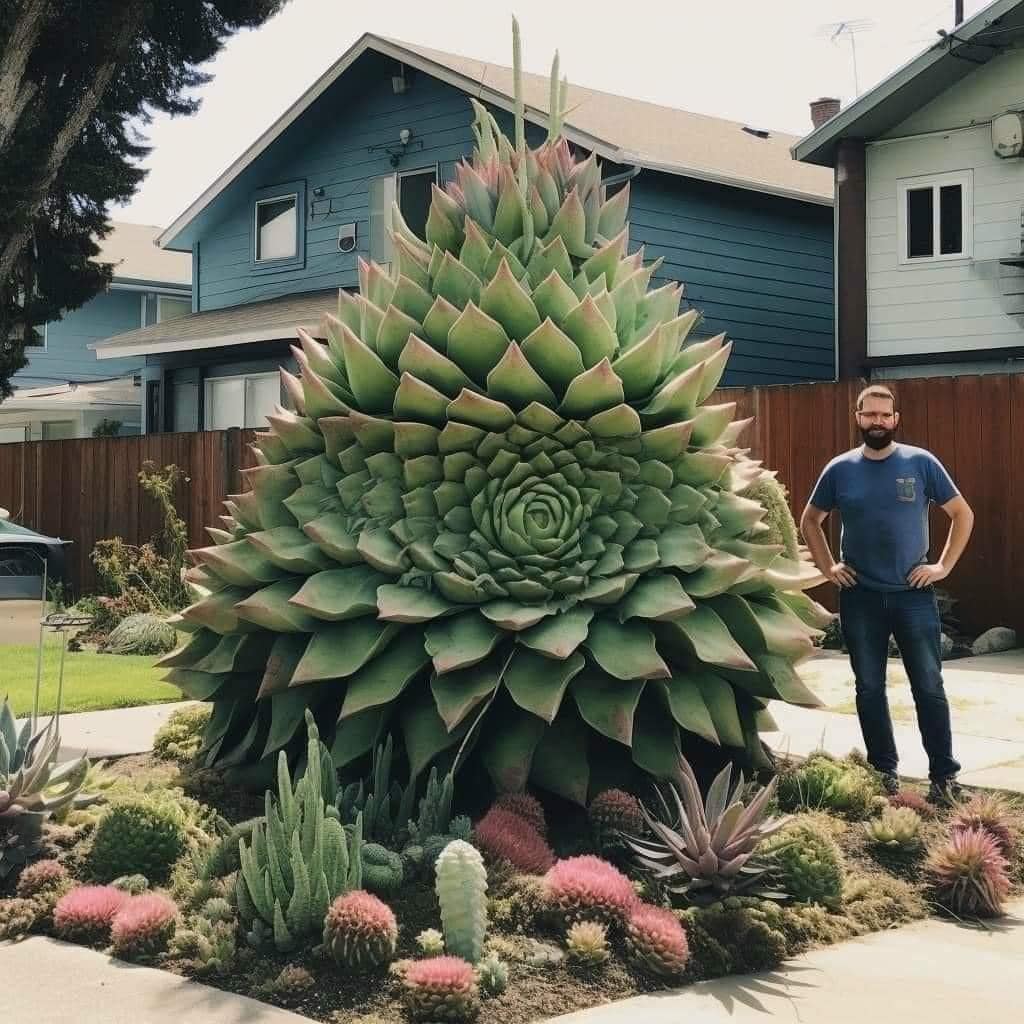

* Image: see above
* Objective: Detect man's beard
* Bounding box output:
[860,426,895,450]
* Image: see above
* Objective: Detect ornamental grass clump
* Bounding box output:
[473,806,554,874]
[542,855,637,926]
[323,890,398,969]
[403,956,480,1023]
[624,754,788,906]
[925,826,1010,918]
[158,19,828,801]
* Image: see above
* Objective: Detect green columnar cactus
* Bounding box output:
[160,23,829,799]
[236,712,362,950]
[436,839,488,963]
[336,734,417,845]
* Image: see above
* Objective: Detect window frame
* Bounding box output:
[156,294,192,324]
[896,169,973,266]
[26,322,47,349]
[203,370,281,430]
[250,180,306,274]
[369,164,439,270]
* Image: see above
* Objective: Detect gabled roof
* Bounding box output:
[99,221,191,287]
[793,0,1024,166]
[158,33,833,251]
[91,289,332,360]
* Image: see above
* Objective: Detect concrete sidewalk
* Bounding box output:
[551,901,1024,1024]
[1,937,309,1024]
[767,649,1024,792]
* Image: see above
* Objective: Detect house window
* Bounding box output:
[897,171,972,264]
[41,421,75,441]
[26,323,46,348]
[369,166,437,268]
[251,180,306,272]
[156,295,191,323]
[204,372,280,430]
[0,425,29,444]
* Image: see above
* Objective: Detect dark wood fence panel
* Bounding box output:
[0,375,1019,637]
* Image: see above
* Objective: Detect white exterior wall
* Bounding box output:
[865,49,1024,361]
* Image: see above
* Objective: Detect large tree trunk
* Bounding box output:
[0,0,51,152]
[0,2,144,289]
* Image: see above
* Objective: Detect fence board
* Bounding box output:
[0,378,1018,637]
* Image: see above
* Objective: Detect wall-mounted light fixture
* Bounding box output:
[368,128,424,168]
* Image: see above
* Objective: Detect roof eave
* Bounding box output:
[90,322,325,360]
[792,0,1024,166]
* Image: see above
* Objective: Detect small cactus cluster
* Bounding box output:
[565,920,610,967]
[888,789,934,818]
[111,874,151,895]
[864,807,923,852]
[542,855,638,926]
[53,885,129,944]
[168,915,237,976]
[264,964,316,997]
[623,903,690,978]
[588,789,645,838]
[473,807,554,874]
[492,793,547,835]
[0,896,40,940]
[361,843,405,896]
[87,799,186,883]
[323,890,398,969]
[416,927,446,956]
[436,840,488,963]
[950,793,1018,858]
[762,818,845,909]
[109,892,179,960]
[925,826,1010,918]
[777,755,882,821]
[15,858,70,898]
[403,956,480,1023]
[475,953,508,997]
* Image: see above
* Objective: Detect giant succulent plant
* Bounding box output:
[161,23,828,801]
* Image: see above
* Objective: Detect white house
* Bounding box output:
[793,0,1024,379]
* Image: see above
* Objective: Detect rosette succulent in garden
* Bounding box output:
[162,26,829,802]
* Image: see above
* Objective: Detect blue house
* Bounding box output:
[92,35,835,433]
[0,222,191,442]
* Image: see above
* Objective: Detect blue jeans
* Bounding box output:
[839,586,960,782]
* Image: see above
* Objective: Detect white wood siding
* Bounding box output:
[865,49,1024,360]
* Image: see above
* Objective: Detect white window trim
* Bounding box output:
[253,192,299,263]
[203,370,281,430]
[27,323,47,350]
[156,293,192,323]
[896,169,973,266]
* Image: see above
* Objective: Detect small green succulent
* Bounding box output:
[762,817,845,909]
[777,755,882,821]
[87,799,186,883]
[864,807,922,851]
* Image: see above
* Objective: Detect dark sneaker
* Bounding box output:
[927,777,964,807]
[880,773,900,796]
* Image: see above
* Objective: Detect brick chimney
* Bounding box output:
[810,97,841,130]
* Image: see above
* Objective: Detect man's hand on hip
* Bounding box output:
[907,562,948,588]
[827,562,858,588]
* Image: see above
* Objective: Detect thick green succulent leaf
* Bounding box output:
[339,638,430,719]
[521,318,586,395]
[481,600,556,631]
[517,605,593,659]
[656,605,758,672]
[401,688,471,779]
[376,584,455,623]
[263,689,324,758]
[562,294,617,368]
[584,617,670,680]
[486,342,558,409]
[398,334,475,396]
[424,613,503,674]
[480,258,542,341]
[571,668,645,745]
[247,527,334,574]
[330,707,387,767]
[289,566,389,621]
[503,648,585,722]
[336,320,399,414]
[291,619,399,686]
[183,587,259,634]
[618,573,696,622]
[529,707,590,805]
[652,677,719,745]
[431,657,504,731]
[559,359,624,418]
[532,269,581,325]
[480,709,547,793]
[692,670,745,747]
[657,524,711,571]
[754,653,823,707]
[257,635,311,698]
[630,695,682,780]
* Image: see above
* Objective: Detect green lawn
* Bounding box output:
[2,640,183,716]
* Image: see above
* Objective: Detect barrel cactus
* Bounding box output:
[161,22,827,801]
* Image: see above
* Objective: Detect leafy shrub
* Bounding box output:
[777,754,883,820]
[101,613,178,655]
[473,807,554,874]
[87,799,186,883]
[110,893,178,959]
[763,817,845,908]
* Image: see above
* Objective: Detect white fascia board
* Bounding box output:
[91,322,324,360]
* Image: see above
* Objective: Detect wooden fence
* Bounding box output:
[1,374,1020,637]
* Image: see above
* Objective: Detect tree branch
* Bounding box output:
[0,0,51,151]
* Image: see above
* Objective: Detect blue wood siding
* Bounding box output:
[195,53,478,311]
[14,288,146,386]
[628,175,834,385]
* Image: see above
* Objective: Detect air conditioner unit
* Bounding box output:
[992,111,1023,158]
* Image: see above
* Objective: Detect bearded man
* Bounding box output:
[799,385,974,804]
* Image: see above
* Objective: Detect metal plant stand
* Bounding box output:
[36,612,93,734]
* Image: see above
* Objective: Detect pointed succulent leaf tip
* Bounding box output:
[176,22,826,798]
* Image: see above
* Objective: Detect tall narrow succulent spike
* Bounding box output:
[170,23,826,802]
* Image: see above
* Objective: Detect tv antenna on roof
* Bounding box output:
[817,19,875,96]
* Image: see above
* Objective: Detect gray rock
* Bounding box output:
[940,633,955,659]
[525,940,564,968]
[971,627,1018,656]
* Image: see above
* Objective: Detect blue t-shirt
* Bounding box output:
[808,444,959,592]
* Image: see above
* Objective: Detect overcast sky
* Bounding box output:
[117,0,989,229]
